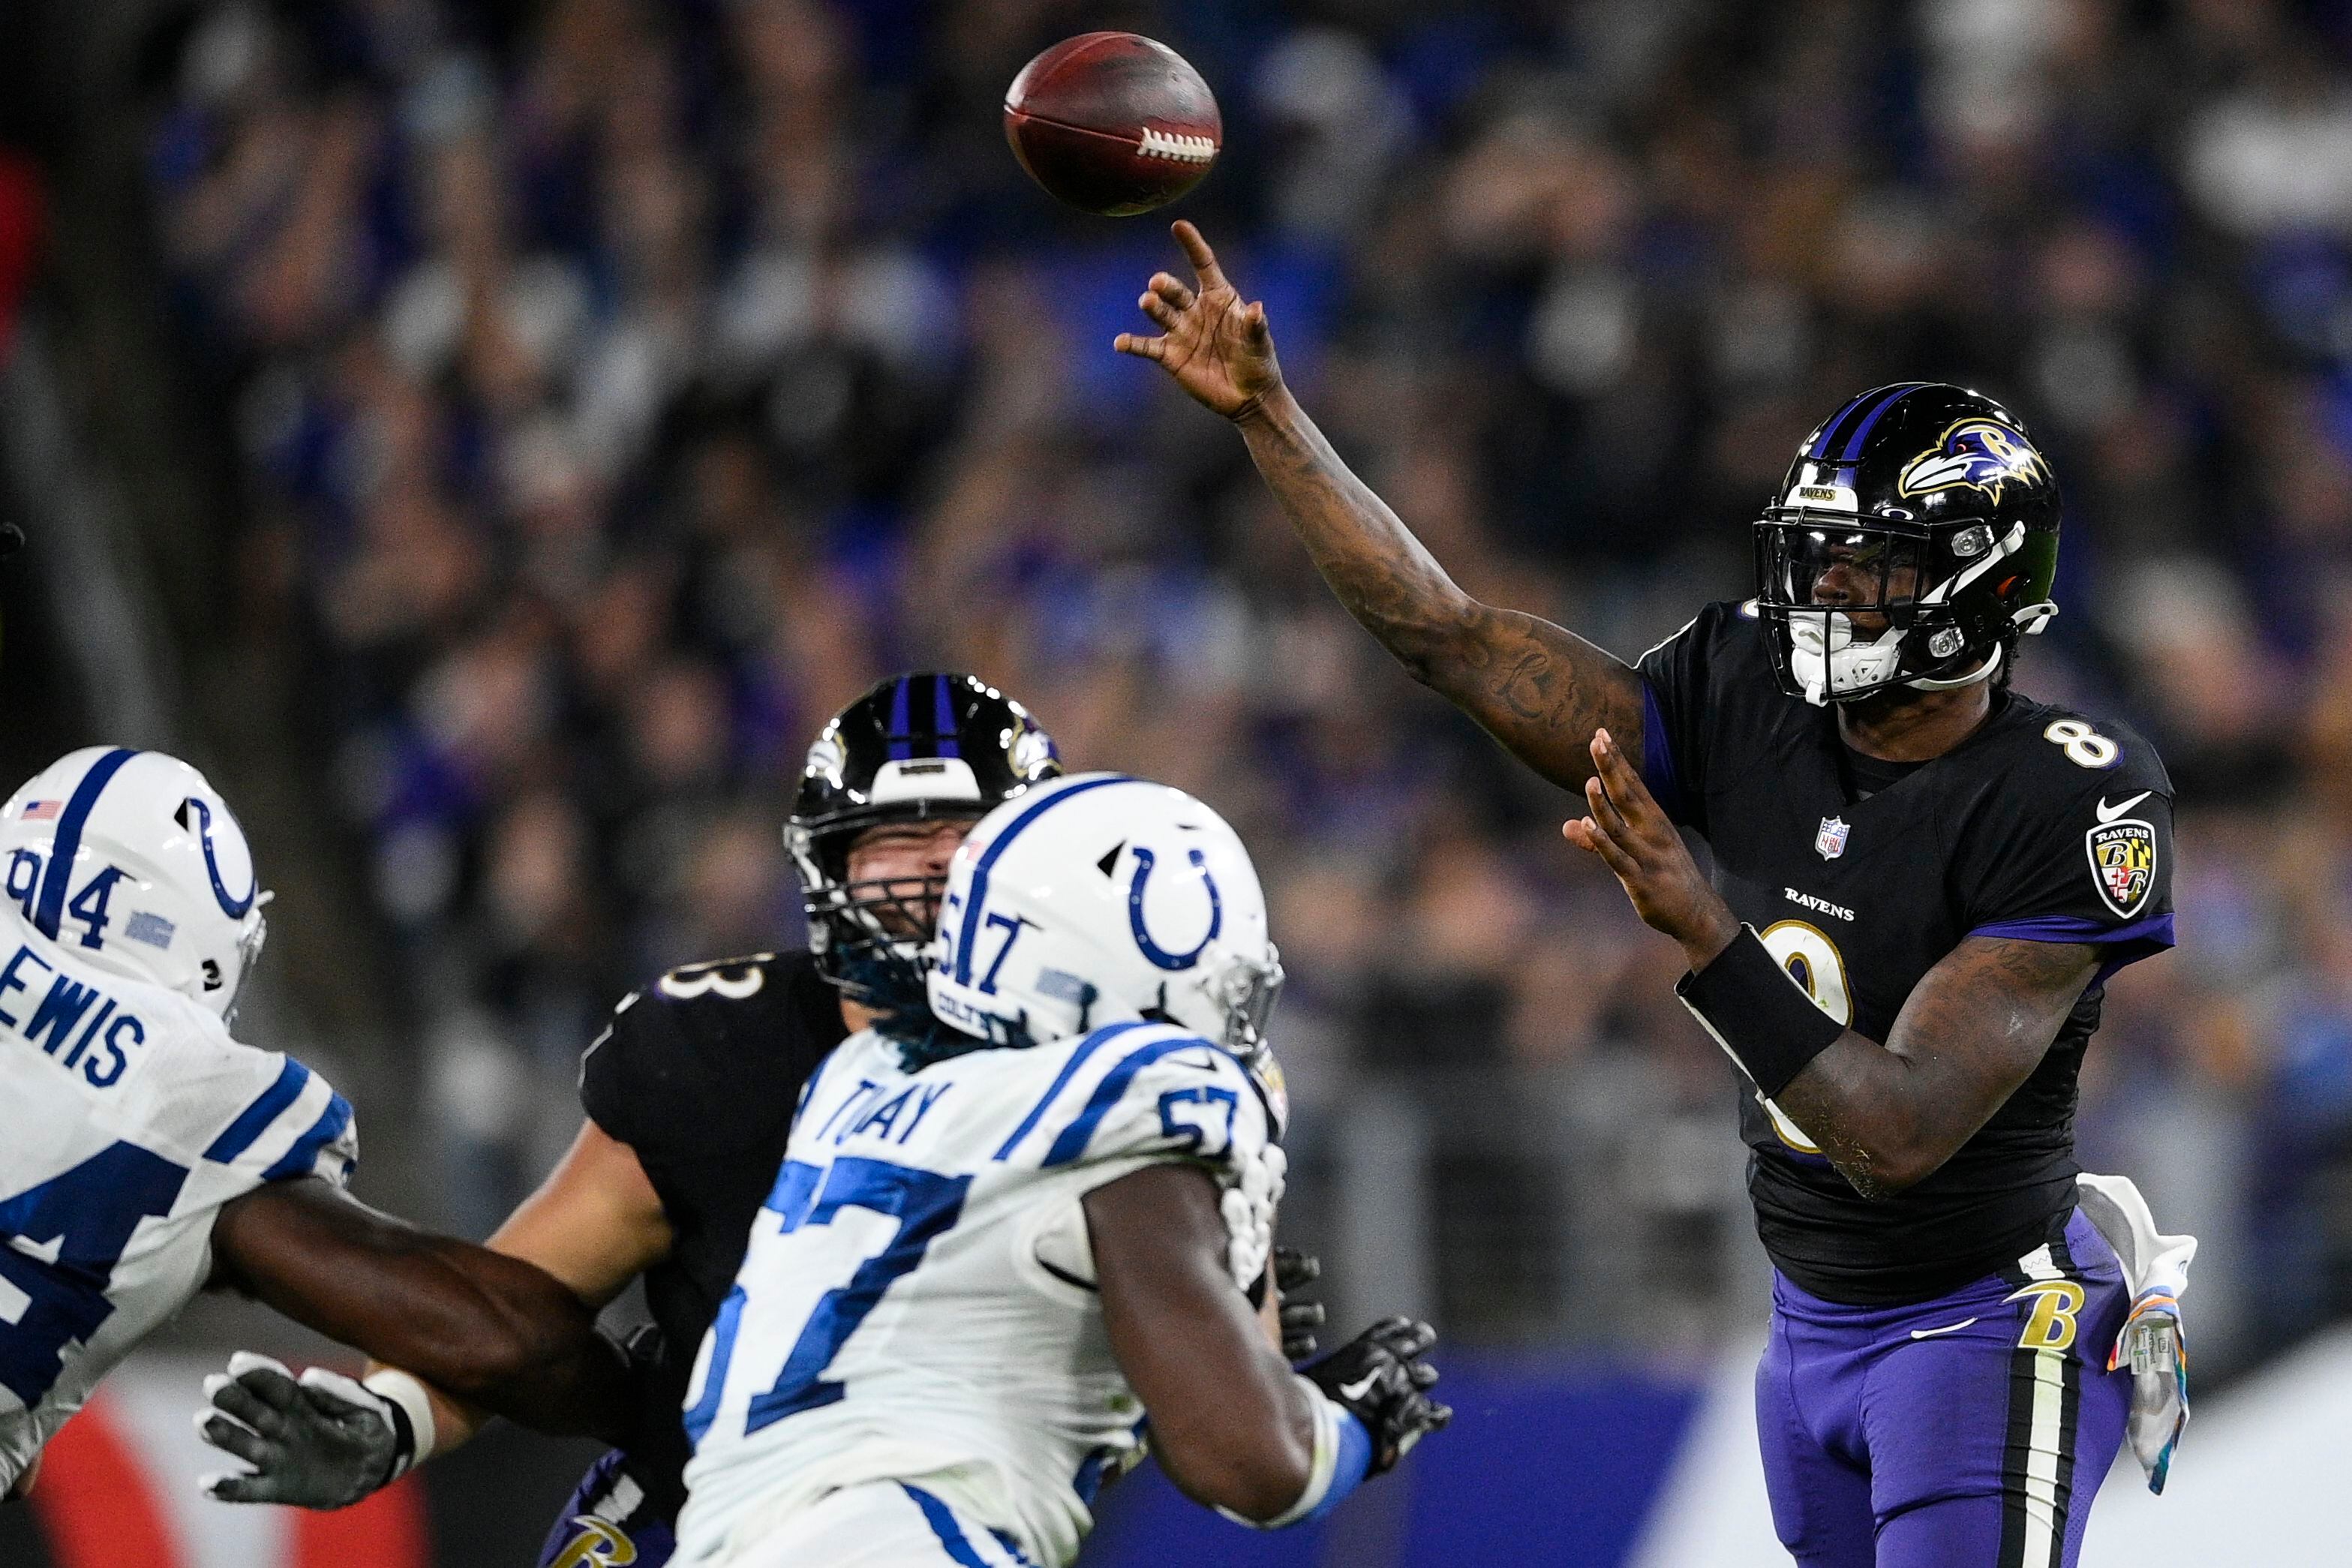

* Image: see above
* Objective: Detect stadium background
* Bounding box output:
[2,0,2350,1561]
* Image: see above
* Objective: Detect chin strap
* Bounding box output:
[1905,638,2002,692]
[1901,599,2058,693]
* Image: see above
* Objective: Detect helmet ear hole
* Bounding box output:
[201,959,223,991]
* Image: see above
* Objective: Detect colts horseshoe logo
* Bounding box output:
[182,798,257,918]
[1127,846,1222,970]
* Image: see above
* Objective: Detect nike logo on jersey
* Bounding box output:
[1908,1317,1979,1340]
[1337,1369,1383,1402]
[2095,791,2151,824]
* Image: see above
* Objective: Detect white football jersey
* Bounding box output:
[0,906,356,1491]
[674,1020,1281,1568]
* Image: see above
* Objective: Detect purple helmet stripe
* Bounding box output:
[885,677,914,761]
[1835,382,1927,461]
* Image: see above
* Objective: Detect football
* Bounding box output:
[1003,32,1221,216]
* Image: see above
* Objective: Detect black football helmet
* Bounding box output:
[787,673,1063,1014]
[1755,383,2061,705]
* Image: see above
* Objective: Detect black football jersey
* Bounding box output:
[577,949,849,1514]
[1638,602,2176,1305]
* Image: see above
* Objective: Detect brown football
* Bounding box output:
[1004,32,1221,216]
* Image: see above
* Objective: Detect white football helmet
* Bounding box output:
[0,747,269,1015]
[927,773,1282,1059]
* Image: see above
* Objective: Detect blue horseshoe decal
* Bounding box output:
[185,798,257,918]
[1127,846,1222,971]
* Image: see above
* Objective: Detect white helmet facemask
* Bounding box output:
[0,748,270,1017]
[926,773,1282,1064]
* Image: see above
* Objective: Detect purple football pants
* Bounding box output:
[535,1449,676,1568]
[1756,1209,2131,1568]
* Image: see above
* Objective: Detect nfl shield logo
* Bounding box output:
[1816,816,1850,860]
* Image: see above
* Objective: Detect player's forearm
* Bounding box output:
[1089,1166,1316,1519]
[1770,939,2097,1198]
[212,1182,632,1442]
[1234,386,1476,674]
[1771,1035,1959,1198]
[1233,386,1641,789]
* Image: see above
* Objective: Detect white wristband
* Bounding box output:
[361,1368,439,1473]
[1216,1376,1345,1530]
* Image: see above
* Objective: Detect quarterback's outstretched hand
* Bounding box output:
[1300,1316,1449,1473]
[1563,728,1741,971]
[1114,221,1284,421]
[197,1353,404,1509]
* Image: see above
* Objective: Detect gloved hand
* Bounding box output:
[1273,1248,1326,1361]
[1298,1316,1449,1473]
[196,1352,410,1508]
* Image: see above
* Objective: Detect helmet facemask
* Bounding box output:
[788,810,976,1019]
[1755,512,2039,706]
[1203,945,1285,1065]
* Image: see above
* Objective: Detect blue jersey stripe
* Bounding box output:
[203,1057,313,1163]
[260,1091,354,1182]
[992,1020,1149,1161]
[900,1484,994,1568]
[953,775,1137,985]
[1041,1034,1216,1167]
[32,748,140,941]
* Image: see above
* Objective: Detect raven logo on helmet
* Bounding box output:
[1897,419,2050,506]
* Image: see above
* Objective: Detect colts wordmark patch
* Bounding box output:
[2086,815,2157,918]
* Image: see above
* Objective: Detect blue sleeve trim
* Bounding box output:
[1299,1410,1375,1525]
[1968,912,2176,948]
[1040,1035,1215,1167]
[991,1020,1149,1161]
[260,1091,355,1183]
[203,1058,313,1163]
[1969,912,2176,988]
[1639,680,1690,825]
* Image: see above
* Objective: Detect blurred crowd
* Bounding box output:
[144,0,2352,1358]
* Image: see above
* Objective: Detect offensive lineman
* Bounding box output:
[0,747,630,1501]
[197,674,1323,1563]
[1119,223,2185,1567]
[674,771,1447,1566]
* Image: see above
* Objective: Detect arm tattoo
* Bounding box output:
[1772,937,2099,1200]
[1235,392,1643,789]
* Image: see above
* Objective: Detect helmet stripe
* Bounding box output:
[886,677,914,761]
[32,747,140,941]
[1834,382,1926,461]
[1804,389,1887,458]
[952,773,1139,984]
[932,674,960,758]
[1805,383,1924,461]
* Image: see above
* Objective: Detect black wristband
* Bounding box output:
[1675,926,1846,1098]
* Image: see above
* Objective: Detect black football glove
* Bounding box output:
[1274,1247,1326,1361]
[1299,1315,1449,1473]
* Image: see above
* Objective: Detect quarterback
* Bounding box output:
[0,747,629,1503]
[1121,222,2189,1568]
[673,772,1447,1566]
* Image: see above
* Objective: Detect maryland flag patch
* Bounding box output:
[2086,816,2158,918]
